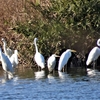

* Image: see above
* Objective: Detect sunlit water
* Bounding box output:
[0,67,100,100]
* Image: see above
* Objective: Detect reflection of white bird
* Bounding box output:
[58,71,66,79]
[48,73,54,79]
[86,39,100,68]
[10,50,19,68]
[47,54,59,73]
[48,73,56,83]
[58,71,70,82]
[58,49,76,71]
[87,68,96,77]
[1,38,13,58]
[34,70,45,79]
[87,68,100,81]
[0,48,13,79]
[34,38,45,69]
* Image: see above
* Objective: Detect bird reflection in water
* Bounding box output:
[34,70,45,80]
[58,71,70,82]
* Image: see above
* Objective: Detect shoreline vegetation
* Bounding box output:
[0,0,100,68]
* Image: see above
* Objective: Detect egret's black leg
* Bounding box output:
[4,71,8,80]
[93,60,97,69]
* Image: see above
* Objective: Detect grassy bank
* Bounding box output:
[0,0,100,68]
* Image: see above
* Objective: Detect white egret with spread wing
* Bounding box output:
[10,50,19,68]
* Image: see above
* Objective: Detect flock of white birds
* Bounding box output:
[0,38,19,79]
[0,37,100,80]
[34,38,100,73]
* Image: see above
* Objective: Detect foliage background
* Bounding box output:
[0,0,100,67]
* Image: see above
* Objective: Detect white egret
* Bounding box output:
[58,49,76,71]
[47,54,59,73]
[34,38,45,69]
[0,48,13,79]
[86,39,100,68]
[9,50,19,68]
[1,38,13,58]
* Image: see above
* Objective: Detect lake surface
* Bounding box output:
[0,67,100,100]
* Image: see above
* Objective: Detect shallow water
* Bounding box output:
[0,67,100,100]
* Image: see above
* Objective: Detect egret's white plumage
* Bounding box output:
[0,48,13,79]
[47,54,59,72]
[86,39,100,67]
[34,38,45,69]
[97,39,100,47]
[10,50,19,68]
[1,38,13,58]
[86,47,100,66]
[58,49,76,71]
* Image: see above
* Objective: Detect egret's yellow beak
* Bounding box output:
[55,55,60,57]
[70,50,76,53]
[18,53,20,58]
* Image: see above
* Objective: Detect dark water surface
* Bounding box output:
[0,67,100,100]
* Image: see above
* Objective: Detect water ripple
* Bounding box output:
[0,68,100,100]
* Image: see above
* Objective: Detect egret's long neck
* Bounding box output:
[34,40,38,53]
[3,41,8,55]
[0,49,3,60]
[97,45,100,49]
[0,49,2,56]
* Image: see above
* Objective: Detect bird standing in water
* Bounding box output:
[0,47,13,79]
[34,38,45,70]
[47,54,60,73]
[9,50,19,68]
[58,49,76,72]
[86,39,100,68]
